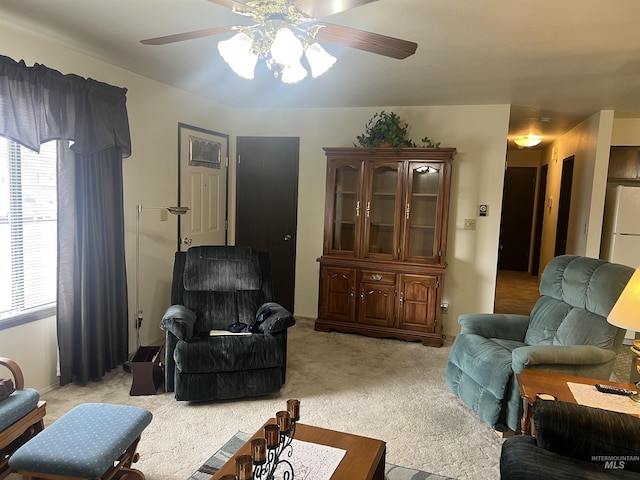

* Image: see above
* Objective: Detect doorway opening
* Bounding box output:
[494,165,540,314]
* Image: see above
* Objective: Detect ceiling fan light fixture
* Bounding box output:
[142,1,419,84]
[270,28,304,65]
[281,60,308,84]
[218,32,258,79]
[305,41,336,77]
[513,133,543,148]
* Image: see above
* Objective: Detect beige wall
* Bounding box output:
[507,149,542,168]
[611,117,640,146]
[537,111,614,274]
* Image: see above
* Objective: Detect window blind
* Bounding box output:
[0,137,57,324]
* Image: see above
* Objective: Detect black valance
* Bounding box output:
[0,54,131,157]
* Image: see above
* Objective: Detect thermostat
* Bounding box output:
[479,204,488,217]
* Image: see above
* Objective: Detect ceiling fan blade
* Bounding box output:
[316,24,417,59]
[206,0,256,15]
[141,26,234,45]
[294,0,379,19]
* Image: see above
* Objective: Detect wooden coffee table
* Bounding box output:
[210,421,386,479]
[517,369,639,435]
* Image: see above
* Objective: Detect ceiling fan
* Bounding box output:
[141,0,418,83]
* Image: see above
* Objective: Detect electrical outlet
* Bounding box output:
[464,219,477,230]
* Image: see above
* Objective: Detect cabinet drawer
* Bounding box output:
[360,270,395,284]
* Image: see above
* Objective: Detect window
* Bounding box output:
[0,137,57,328]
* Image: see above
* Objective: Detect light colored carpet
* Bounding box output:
[8,318,503,480]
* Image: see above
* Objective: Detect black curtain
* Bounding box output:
[0,55,132,385]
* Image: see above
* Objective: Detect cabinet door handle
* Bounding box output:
[399,292,404,306]
[356,200,360,217]
[371,274,382,281]
[366,201,371,218]
[360,288,364,303]
[406,203,411,220]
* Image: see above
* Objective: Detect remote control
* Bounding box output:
[595,384,634,396]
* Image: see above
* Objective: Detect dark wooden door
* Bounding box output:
[498,167,537,271]
[555,156,575,257]
[236,137,299,313]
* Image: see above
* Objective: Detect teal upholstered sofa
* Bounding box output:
[445,255,633,432]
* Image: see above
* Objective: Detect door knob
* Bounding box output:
[284,234,292,241]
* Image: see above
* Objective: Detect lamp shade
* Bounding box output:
[607,267,640,331]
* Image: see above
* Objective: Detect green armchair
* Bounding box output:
[445,255,634,432]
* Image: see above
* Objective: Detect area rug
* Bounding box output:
[189,431,454,480]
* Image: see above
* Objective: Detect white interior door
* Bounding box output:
[178,124,228,251]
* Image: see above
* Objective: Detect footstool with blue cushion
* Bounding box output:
[9,403,153,480]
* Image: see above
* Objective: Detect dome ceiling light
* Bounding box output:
[513,133,543,149]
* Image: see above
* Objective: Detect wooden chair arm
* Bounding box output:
[0,356,25,389]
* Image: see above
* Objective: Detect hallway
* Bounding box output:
[494,270,540,315]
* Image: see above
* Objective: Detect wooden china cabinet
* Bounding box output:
[315,147,455,346]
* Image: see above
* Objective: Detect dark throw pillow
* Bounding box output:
[252,307,272,333]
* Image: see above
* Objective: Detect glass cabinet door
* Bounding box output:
[404,162,442,260]
[329,161,361,254]
[365,162,402,258]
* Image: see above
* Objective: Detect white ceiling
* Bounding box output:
[2,0,640,149]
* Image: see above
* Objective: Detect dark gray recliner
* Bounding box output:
[160,246,295,402]
[445,255,633,432]
[501,400,640,479]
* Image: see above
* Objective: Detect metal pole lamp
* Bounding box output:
[124,204,189,374]
[135,204,189,351]
[607,267,640,402]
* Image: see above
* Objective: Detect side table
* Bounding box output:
[130,345,163,396]
[517,369,638,435]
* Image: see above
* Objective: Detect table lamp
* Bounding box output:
[607,267,640,403]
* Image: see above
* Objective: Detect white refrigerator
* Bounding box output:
[601,185,640,268]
